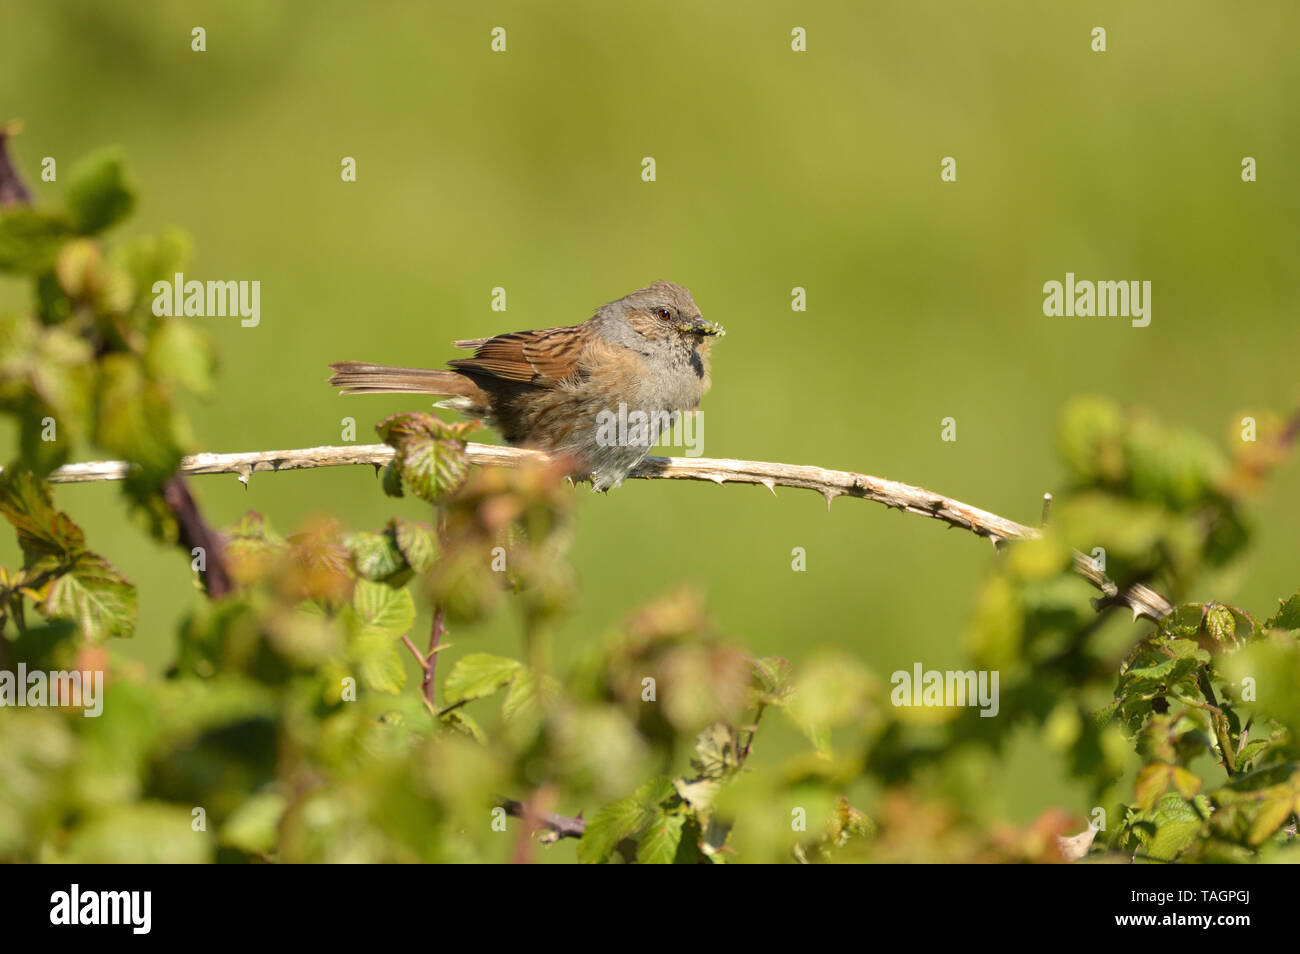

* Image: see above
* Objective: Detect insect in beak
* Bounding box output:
[677,316,726,337]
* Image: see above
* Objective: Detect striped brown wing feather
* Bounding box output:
[447,326,587,385]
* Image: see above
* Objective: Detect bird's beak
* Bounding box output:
[677,315,726,337]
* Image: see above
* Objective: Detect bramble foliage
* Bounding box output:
[0,145,1296,863]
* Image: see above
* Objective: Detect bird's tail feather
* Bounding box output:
[328,362,478,396]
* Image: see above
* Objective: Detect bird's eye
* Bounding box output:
[655,307,672,321]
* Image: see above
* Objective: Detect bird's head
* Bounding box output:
[598,280,725,348]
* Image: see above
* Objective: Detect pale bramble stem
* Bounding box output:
[13,442,1174,621]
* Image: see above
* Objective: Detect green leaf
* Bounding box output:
[1149,819,1201,861]
[1204,603,1242,648]
[0,468,85,562]
[392,518,437,572]
[442,653,523,705]
[380,460,404,498]
[636,812,686,864]
[39,552,137,642]
[1236,738,1271,768]
[351,626,406,694]
[65,147,136,234]
[1090,698,1120,727]
[1157,603,1206,639]
[402,437,467,502]
[672,776,722,814]
[578,776,674,864]
[377,412,470,502]
[1266,592,1300,632]
[346,530,407,581]
[1122,655,1184,687]
[350,579,416,636]
[691,722,742,779]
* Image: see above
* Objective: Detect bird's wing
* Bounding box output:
[447,325,588,385]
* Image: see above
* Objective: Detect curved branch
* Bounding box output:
[21,442,1174,620]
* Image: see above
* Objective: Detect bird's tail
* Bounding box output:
[328,362,479,396]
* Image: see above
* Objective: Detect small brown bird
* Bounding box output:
[329,281,724,491]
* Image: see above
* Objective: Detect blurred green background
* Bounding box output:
[1,1,1297,826]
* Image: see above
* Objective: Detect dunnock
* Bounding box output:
[329,281,724,491]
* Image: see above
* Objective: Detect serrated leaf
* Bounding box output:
[0,468,85,562]
[346,530,406,581]
[636,812,686,864]
[392,518,437,572]
[1090,698,1120,727]
[442,653,523,705]
[1205,604,1235,646]
[577,776,674,864]
[40,552,137,642]
[1149,819,1201,861]
[1266,592,1300,632]
[1163,638,1202,659]
[350,579,415,636]
[1156,604,1205,639]
[376,412,471,502]
[1124,656,1180,685]
[401,436,467,502]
